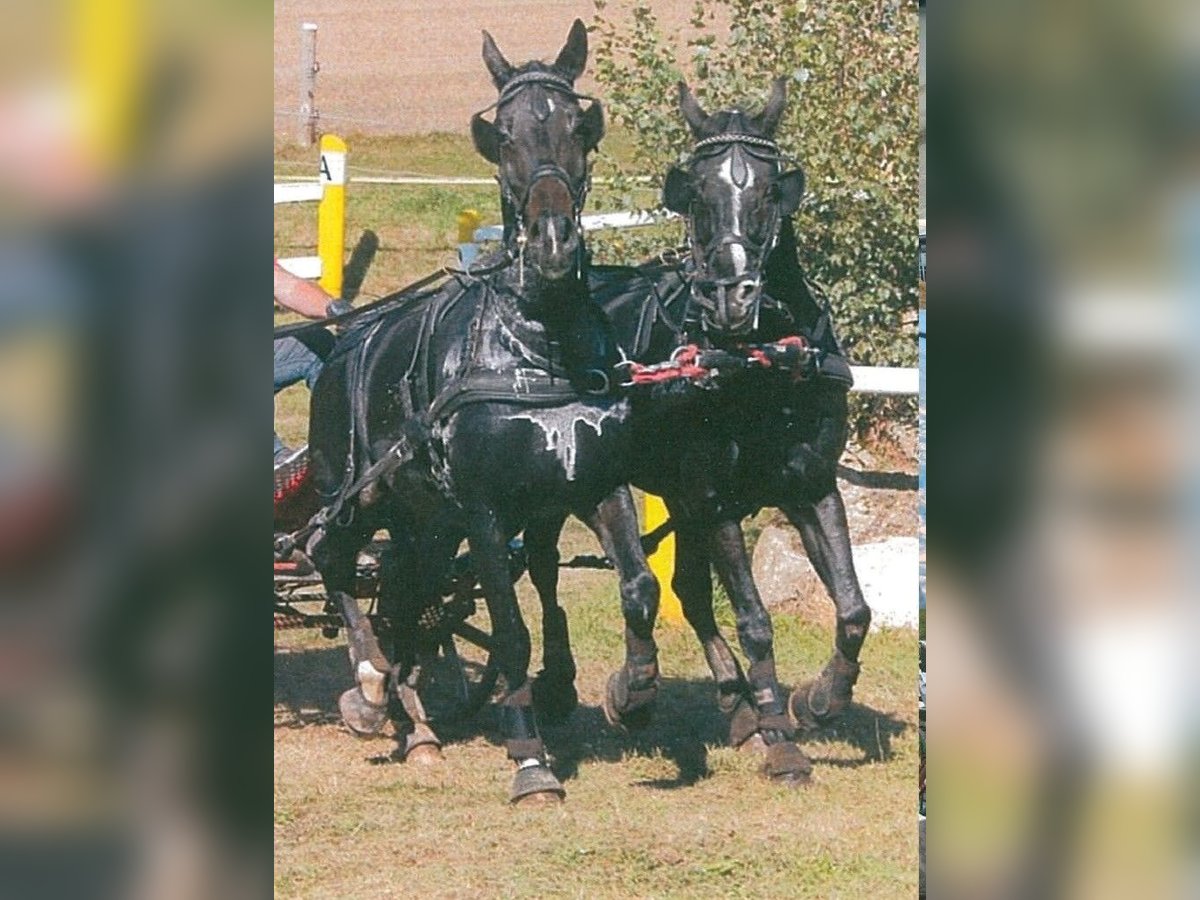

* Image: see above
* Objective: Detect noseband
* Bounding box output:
[472,72,598,280]
[683,133,788,331]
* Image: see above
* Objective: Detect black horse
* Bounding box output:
[305,21,659,804]
[665,80,872,738]
[526,78,873,783]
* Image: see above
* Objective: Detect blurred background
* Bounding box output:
[928,0,1196,896]
[0,1,267,898]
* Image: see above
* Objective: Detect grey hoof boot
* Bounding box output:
[510,764,565,804]
[602,668,657,733]
[791,654,860,729]
[339,687,388,737]
[762,740,813,786]
[728,695,761,750]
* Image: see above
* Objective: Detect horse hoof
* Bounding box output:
[770,769,812,788]
[736,733,768,754]
[405,743,444,766]
[339,687,388,737]
[514,789,564,807]
[762,741,813,786]
[791,656,860,729]
[510,764,565,805]
[603,672,655,733]
[728,695,761,749]
[532,672,579,724]
[789,682,849,730]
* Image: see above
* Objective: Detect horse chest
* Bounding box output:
[501,402,629,482]
[430,400,631,510]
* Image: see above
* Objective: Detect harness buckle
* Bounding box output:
[583,368,611,396]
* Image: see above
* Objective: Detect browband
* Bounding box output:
[498,71,576,104]
[692,132,781,153]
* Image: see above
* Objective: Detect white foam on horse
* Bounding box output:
[507,404,627,481]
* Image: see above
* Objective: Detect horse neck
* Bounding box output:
[764,217,824,332]
[493,259,615,372]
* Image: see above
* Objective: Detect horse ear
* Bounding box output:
[756,76,788,135]
[554,19,588,82]
[577,101,605,153]
[482,30,514,89]
[471,114,502,165]
[678,81,708,137]
[662,166,694,214]
[774,168,805,216]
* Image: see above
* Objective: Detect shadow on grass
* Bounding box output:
[836,464,919,491]
[798,700,909,767]
[274,645,350,727]
[276,647,908,786]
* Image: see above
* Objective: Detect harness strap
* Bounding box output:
[426,369,589,424]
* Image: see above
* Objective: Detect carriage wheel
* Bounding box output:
[414,595,503,728]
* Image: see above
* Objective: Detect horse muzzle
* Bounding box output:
[693,277,762,335]
[525,212,581,280]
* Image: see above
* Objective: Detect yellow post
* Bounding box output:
[644,494,682,624]
[73,0,140,169]
[457,209,482,243]
[457,209,483,268]
[317,134,346,298]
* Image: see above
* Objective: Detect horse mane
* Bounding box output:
[764,216,824,334]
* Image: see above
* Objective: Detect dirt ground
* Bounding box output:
[273,0,704,137]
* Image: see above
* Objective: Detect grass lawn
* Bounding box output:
[275,558,919,899]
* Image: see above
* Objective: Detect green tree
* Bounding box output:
[591,0,920,437]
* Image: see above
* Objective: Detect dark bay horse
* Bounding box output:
[527,79,873,783]
[305,21,659,804]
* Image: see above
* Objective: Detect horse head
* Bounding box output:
[663,78,805,336]
[470,20,605,284]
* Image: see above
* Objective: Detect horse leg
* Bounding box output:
[524,512,578,723]
[709,518,812,784]
[466,506,564,804]
[671,520,755,747]
[310,520,392,737]
[376,527,446,763]
[580,486,661,732]
[782,488,872,729]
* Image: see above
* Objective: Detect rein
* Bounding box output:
[619,335,822,387]
[273,250,516,341]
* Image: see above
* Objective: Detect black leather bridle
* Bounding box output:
[682,132,790,332]
[471,72,600,281]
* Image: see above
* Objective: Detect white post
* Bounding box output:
[298,23,319,147]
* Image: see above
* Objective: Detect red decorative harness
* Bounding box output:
[621,335,813,386]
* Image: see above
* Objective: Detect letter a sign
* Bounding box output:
[319,147,346,186]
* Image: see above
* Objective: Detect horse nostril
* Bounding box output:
[737,281,759,303]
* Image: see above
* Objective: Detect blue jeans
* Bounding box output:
[274,336,324,458]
